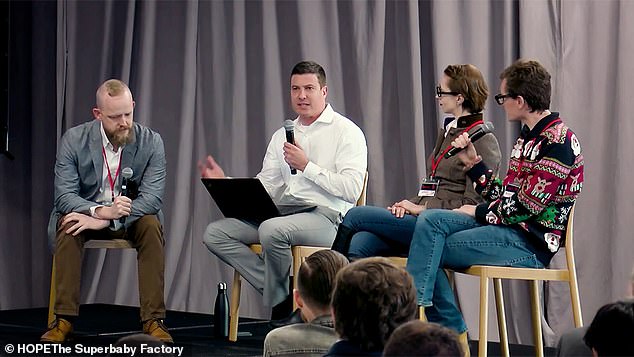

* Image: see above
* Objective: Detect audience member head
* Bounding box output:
[110,333,171,357]
[441,64,489,114]
[583,299,634,356]
[383,320,463,357]
[499,59,551,113]
[294,249,349,321]
[331,257,417,352]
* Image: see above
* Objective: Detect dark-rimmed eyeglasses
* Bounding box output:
[436,85,459,98]
[494,93,515,105]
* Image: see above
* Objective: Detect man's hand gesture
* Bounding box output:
[198,155,226,178]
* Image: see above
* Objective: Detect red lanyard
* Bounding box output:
[102,146,122,202]
[516,118,562,173]
[430,120,484,177]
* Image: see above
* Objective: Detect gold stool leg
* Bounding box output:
[228,270,242,342]
[529,280,544,357]
[47,255,56,325]
[418,305,428,322]
[478,276,489,357]
[493,278,509,357]
[458,331,471,357]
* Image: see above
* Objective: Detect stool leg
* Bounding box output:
[228,270,242,342]
[292,248,301,311]
[493,278,509,357]
[478,276,489,357]
[529,280,544,357]
[47,255,56,325]
[568,274,583,327]
[418,306,427,322]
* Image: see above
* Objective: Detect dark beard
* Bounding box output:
[107,125,135,148]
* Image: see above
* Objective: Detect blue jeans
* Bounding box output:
[406,209,548,333]
[341,206,417,259]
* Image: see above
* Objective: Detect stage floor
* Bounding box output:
[0,304,556,356]
[0,304,268,356]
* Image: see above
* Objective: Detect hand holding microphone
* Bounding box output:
[283,120,309,174]
[284,120,297,175]
[119,167,133,224]
[445,122,494,158]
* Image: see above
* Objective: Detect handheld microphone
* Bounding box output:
[444,122,495,158]
[119,167,133,224]
[284,120,297,175]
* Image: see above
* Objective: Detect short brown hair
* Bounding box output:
[500,59,551,112]
[444,64,489,113]
[96,79,131,108]
[383,320,463,357]
[331,257,417,351]
[296,250,349,310]
[291,61,327,88]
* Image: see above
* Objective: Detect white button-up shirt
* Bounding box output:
[89,123,124,224]
[256,104,367,215]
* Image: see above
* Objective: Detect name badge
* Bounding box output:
[418,177,440,197]
[503,183,520,198]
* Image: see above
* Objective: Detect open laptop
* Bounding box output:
[201,178,317,222]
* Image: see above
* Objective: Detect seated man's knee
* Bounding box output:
[135,215,161,230]
[203,221,231,248]
[342,206,364,224]
[56,214,79,233]
[258,220,288,249]
[56,215,80,242]
[132,215,163,245]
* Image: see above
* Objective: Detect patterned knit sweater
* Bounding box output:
[467,112,584,256]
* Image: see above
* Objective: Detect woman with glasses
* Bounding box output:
[332,64,501,261]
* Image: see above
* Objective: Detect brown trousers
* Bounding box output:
[54,215,166,322]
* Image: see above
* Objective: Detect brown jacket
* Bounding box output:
[408,113,501,209]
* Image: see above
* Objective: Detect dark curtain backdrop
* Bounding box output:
[2,0,633,347]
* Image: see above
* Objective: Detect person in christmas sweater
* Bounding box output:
[405,59,584,336]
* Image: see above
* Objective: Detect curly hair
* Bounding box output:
[331,257,417,351]
[500,59,551,112]
[444,64,489,113]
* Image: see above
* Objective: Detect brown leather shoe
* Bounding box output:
[40,318,73,343]
[143,318,173,344]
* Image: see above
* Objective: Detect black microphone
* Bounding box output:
[284,120,297,175]
[444,122,495,158]
[119,167,133,224]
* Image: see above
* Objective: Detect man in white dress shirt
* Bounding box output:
[199,61,367,322]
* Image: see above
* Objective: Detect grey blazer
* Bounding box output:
[47,120,166,251]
